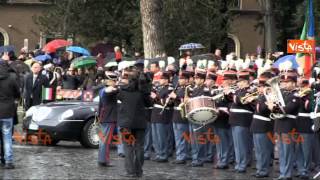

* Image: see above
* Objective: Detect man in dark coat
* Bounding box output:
[117,68,152,178]
[0,61,20,169]
[23,61,49,111]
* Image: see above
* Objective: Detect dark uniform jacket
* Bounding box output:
[229,87,254,127]
[151,85,173,124]
[213,97,231,129]
[172,85,188,124]
[250,95,274,133]
[274,90,300,133]
[296,92,313,133]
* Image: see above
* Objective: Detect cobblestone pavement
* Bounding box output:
[1,140,319,180]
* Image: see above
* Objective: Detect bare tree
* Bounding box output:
[140,0,165,58]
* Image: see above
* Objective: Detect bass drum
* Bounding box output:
[185,96,218,125]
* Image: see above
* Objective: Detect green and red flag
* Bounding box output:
[296,0,316,78]
[42,87,53,101]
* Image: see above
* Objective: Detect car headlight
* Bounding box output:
[25,106,36,117]
[60,110,74,120]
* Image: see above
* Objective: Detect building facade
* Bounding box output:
[227,0,275,58]
[0,0,48,52]
[0,0,274,58]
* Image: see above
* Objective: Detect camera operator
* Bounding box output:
[117,63,152,178]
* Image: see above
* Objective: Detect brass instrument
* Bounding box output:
[264,76,286,119]
[178,85,192,118]
[297,88,312,97]
[240,90,259,104]
[211,85,238,95]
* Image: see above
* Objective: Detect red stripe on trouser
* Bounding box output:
[104,124,115,163]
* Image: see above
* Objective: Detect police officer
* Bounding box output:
[213,70,237,169]
[250,71,274,178]
[169,71,190,164]
[295,78,314,179]
[150,71,173,162]
[266,71,300,180]
[229,70,254,173]
[187,69,210,167]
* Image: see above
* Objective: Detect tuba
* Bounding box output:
[264,76,286,119]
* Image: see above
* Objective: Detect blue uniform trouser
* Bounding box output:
[247,132,253,164]
[117,126,124,155]
[98,123,116,164]
[189,123,207,165]
[214,127,231,167]
[172,122,189,161]
[167,122,175,156]
[253,133,273,176]
[228,128,235,163]
[232,126,250,171]
[278,133,295,178]
[296,133,314,176]
[144,122,152,158]
[205,125,215,162]
[313,133,320,170]
[152,123,170,160]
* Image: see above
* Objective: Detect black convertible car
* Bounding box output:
[23,98,100,148]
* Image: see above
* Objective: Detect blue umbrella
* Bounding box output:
[273,55,299,69]
[178,43,205,50]
[66,46,91,56]
[0,45,15,53]
[35,54,52,62]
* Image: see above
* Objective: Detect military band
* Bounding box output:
[98,60,320,180]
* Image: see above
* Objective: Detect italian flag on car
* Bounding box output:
[42,87,53,101]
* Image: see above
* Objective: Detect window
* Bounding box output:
[0,32,4,46]
[230,0,241,9]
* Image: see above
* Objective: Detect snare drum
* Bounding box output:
[185,96,218,125]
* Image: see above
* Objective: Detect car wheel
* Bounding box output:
[80,118,99,148]
[48,139,60,146]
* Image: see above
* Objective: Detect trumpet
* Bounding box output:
[211,85,238,95]
[240,90,259,104]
